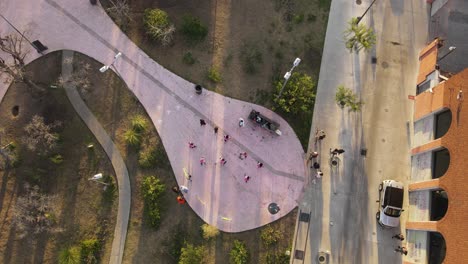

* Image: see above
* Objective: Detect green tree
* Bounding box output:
[143,9,175,46]
[58,246,81,264]
[273,72,316,114]
[239,42,263,74]
[181,15,208,44]
[230,240,249,264]
[179,243,206,264]
[335,85,363,112]
[344,17,376,52]
[141,176,165,227]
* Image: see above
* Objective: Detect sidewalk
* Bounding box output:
[291,0,429,263]
[61,50,131,264]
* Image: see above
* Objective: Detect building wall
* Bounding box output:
[409,68,468,263]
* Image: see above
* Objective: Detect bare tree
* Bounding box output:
[22,115,61,155]
[107,0,132,29]
[14,183,61,239]
[57,58,92,93]
[0,32,44,92]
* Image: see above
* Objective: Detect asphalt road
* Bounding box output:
[291,0,430,263]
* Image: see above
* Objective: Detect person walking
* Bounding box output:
[257,162,263,168]
[224,135,230,142]
[188,174,192,182]
[392,234,405,241]
[200,157,206,165]
[394,246,408,255]
[200,119,206,126]
[244,174,250,183]
[314,129,326,144]
[316,170,323,179]
[180,185,189,193]
[239,118,245,127]
[177,196,186,204]
[219,157,227,166]
[309,151,319,160]
[172,186,181,194]
[214,127,218,134]
[188,142,197,149]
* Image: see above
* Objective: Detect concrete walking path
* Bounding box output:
[61,50,130,264]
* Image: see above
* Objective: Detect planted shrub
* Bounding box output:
[179,243,206,264]
[58,246,81,264]
[229,240,249,264]
[201,224,220,240]
[141,176,165,228]
[240,42,263,74]
[207,67,222,83]
[260,225,283,246]
[50,154,64,164]
[131,115,148,133]
[182,51,196,65]
[143,8,175,46]
[181,15,208,44]
[80,238,101,263]
[138,146,158,168]
[124,129,142,148]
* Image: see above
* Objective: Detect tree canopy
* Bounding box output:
[273,72,316,114]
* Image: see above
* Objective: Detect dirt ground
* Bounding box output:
[72,51,299,263]
[0,52,117,263]
[101,0,331,148]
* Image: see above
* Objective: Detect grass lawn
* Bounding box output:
[72,51,299,263]
[0,52,116,263]
[101,0,331,149]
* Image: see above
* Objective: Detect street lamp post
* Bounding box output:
[277,57,301,99]
[356,0,378,25]
[99,52,122,73]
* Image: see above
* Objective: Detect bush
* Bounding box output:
[80,238,101,263]
[201,224,220,240]
[182,52,196,65]
[307,14,316,22]
[240,42,263,74]
[124,129,142,147]
[50,154,64,164]
[59,246,81,264]
[102,175,116,203]
[207,67,222,83]
[143,8,175,46]
[264,252,290,264]
[179,243,206,264]
[138,146,158,168]
[293,13,304,24]
[141,176,165,228]
[181,15,208,44]
[273,72,316,114]
[131,115,148,133]
[260,225,283,246]
[229,240,249,264]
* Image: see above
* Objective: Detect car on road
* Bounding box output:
[376,180,404,228]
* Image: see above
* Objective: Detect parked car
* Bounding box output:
[248,110,282,136]
[376,180,404,228]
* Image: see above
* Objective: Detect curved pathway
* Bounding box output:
[0,0,306,236]
[60,50,130,264]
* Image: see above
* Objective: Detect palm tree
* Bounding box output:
[344,17,376,52]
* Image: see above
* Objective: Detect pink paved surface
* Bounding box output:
[0,0,306,233]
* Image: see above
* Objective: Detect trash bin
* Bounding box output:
[195,84,202,95]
